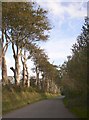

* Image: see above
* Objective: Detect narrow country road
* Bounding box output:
[3,96,77,118]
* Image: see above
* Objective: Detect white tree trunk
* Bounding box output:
[15,55,20,85]
[26,64,30,87]
[2,55,8,85]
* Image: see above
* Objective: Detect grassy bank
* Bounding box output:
[2,85,59,115]
[63,97,87,118]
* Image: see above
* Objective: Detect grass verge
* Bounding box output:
[63,97,88,118]
[2,85,59,115]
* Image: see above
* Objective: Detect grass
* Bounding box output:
[63,97,88,118]
[70,107,87,118]
[2,85,60,115]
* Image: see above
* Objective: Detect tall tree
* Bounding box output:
[26,43,48,89]
[2,2,51,85]
[1,28,10,85]
[27,43,59,92]
[60,17,88,104]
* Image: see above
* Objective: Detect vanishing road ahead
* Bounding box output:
[3,96,77,118]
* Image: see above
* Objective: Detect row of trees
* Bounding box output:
[1,2,59,93]
[60,17,88,107]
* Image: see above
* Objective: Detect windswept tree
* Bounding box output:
[25,43,48,89]
[26,42,59,92]
[2,2,51,85]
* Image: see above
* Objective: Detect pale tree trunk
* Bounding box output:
[12,43,20,85]
[46,79,49,92]
[54,84,58,94]
[21,50,30,87]
[43,75,49,92]
[2,30,9,85]
[51,81,55,93]
[2,55,8,85]
[21,50,26,86]
[36,66,41,89]
[15,55,20,85]
[35,66,38,86]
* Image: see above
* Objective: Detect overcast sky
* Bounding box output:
[0,0,88,79]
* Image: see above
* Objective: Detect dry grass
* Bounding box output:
[2,85,59,115]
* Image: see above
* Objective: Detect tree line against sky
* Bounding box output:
[1,2,60,93]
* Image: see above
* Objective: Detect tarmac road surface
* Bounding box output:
[3,96,77,118]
